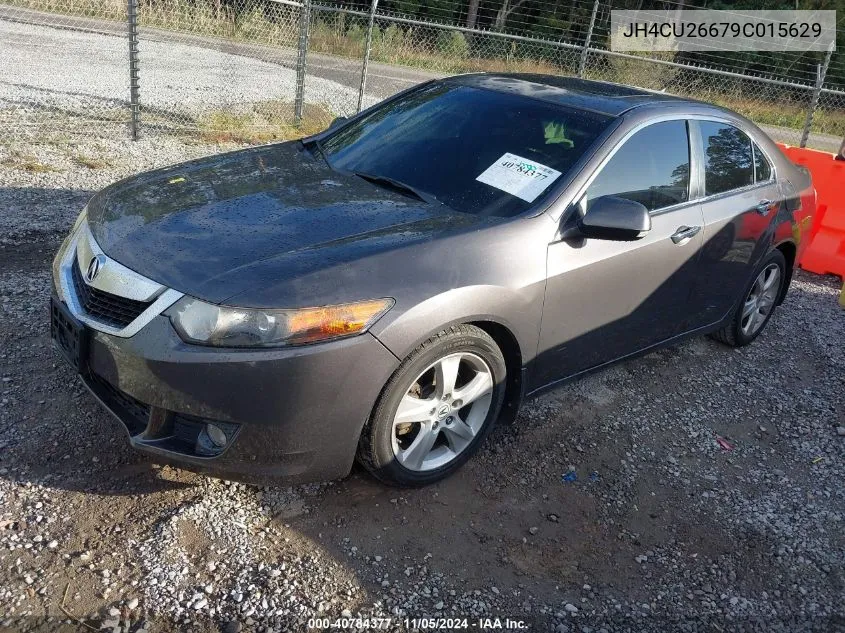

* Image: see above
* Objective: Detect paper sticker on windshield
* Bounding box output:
[476,153,562,203]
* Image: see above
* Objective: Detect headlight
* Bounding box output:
[166,296,394,347]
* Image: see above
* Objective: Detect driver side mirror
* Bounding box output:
[329,116,348,129]
[572,195,651,241]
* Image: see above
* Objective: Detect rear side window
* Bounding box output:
[754,143,772,182]
[699,122,753,195]
[585,120,690,212]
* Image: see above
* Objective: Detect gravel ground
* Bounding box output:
[1,129,845,633]
[0,17,372,130]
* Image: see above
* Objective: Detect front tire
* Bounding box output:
[710,249,786,347]
[357,324,506,487]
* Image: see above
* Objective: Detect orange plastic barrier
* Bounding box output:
[777,146,845,291]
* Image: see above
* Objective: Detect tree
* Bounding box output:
[466,0,480,29]
[493,0,530,31]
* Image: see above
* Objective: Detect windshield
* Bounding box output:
[321,82,613,217]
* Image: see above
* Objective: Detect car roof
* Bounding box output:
[447,73,701,117]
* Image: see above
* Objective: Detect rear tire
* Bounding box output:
[710,249,786,347]
[357,325,506,487]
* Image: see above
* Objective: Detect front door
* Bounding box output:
[532,119,706,390]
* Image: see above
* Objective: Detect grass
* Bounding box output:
[7,0,845,141]
[73,153,113,169]
[1,151,61,172]
[193,101,334,145]
[720,99,845,139]
[309,19,563,76]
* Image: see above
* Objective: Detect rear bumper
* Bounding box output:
[79,315,399,483]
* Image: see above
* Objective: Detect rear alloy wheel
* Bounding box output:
[740,263,781,338]
[358,325,506,486]
[710,249,786,347]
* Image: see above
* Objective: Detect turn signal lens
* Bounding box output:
[286,300,395,345]
[166,296,393,347]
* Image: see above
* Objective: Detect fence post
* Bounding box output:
[127,0,140,140]
[578,0,599,78]
[800,48,832,149]
[294,0,311,124]
[357,0,380,113]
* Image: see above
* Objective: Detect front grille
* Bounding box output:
[86,371,150,435]
[72,259,152,328]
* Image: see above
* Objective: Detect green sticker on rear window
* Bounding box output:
[544,122,574,148]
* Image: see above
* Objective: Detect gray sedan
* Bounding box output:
[50,74,816,486]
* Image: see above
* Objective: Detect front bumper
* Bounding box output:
[76,314,399,483]
[51,217,400,483]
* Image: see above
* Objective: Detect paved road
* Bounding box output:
[758,123,841,154]
[1,2,841,152]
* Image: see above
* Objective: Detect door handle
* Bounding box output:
[670,225,701,244]
[756,199,774,216]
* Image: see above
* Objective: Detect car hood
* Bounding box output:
[87,142,490,305]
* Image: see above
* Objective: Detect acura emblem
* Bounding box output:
[85,255,105,282]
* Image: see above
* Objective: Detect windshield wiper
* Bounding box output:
[353,171,435,204]
[302,138,329,166]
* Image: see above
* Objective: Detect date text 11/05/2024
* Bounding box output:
[307,617,529,629]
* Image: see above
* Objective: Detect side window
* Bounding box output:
[753,143,772,182]
[585,120,690,213]
[699,121,753,196]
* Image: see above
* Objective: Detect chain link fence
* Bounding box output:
[1,0,843,152]
[136,0,308,141]
[0,1,132,143]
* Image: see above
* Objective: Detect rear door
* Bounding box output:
[533,118,706,388]
[689,120,783,326]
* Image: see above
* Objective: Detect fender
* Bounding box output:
[370,284,544,367]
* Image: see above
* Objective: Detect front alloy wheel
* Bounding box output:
[358,325,507,486]
[392,352,494,472]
